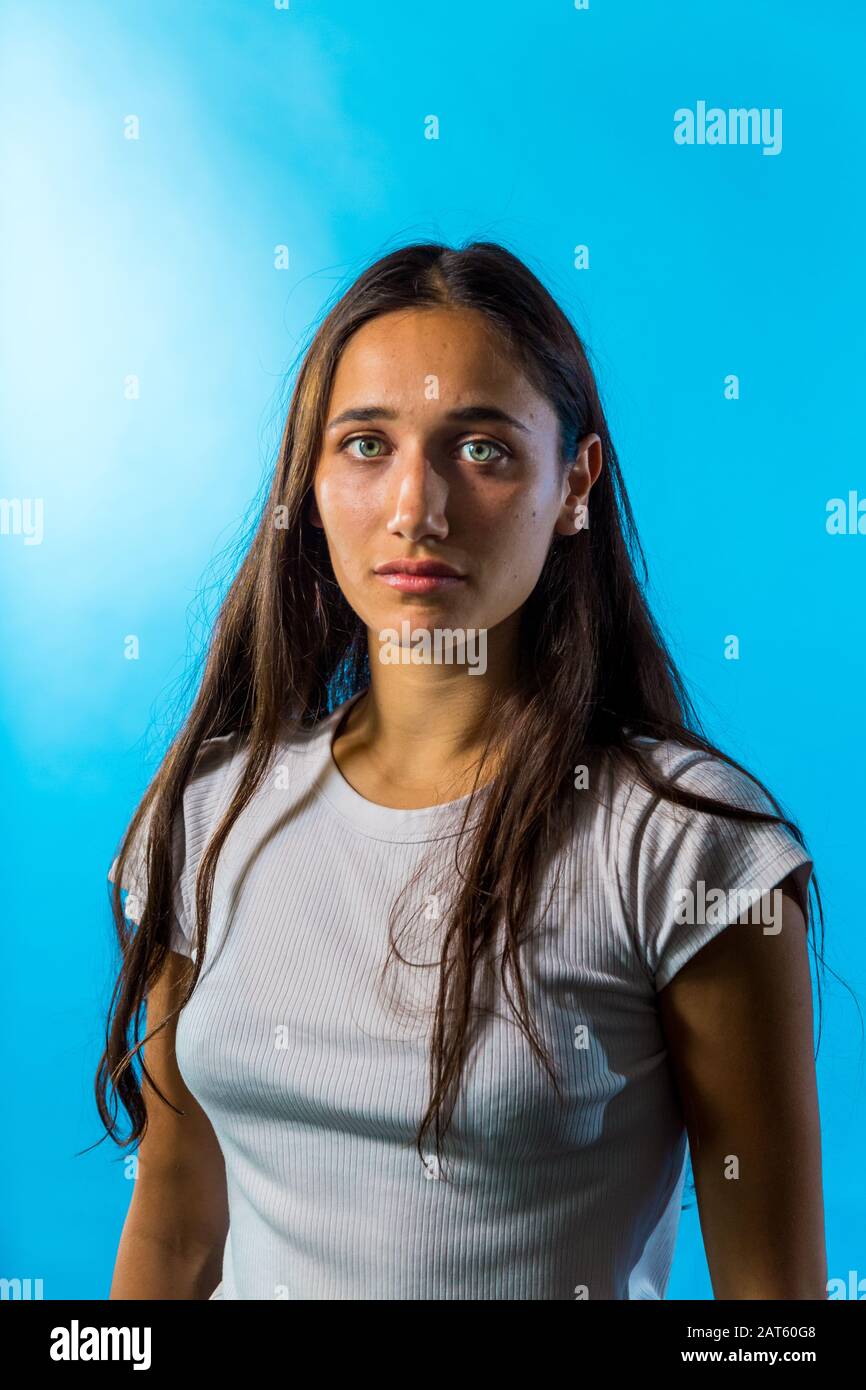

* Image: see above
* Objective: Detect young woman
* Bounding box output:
[102,240,827,1301]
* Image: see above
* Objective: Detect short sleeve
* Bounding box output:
[107,798,195,957]
[617,743,814,992]
[107,732,241,961]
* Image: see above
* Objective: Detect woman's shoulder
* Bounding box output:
[184,729,243,789]
[178,732,248,837]
[183,711,336,809]
[617,733,780,817]
[581,736,784,855]
[189,730,242,773]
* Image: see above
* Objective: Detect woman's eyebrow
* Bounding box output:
[325,404,530,433]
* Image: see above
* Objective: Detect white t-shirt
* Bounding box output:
[109,691,813,1300]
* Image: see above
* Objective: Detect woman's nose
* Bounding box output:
[386,451,449,542]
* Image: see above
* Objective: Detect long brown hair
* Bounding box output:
[95,239,836,1181]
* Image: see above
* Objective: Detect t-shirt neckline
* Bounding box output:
[311,691,492,843]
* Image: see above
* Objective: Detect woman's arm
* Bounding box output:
[658,875,827,1299]
[110,952,229,1299]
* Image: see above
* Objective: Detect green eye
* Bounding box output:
[462,439,506,464]
[346,436,386,459]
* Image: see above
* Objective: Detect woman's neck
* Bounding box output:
[331,667,511,810]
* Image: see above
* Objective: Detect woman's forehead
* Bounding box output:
[329,309,550,421]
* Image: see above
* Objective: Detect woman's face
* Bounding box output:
[309,306,601,642]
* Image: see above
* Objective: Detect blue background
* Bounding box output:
[1,0,863,1299]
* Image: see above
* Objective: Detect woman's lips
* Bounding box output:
[375,572,467,593]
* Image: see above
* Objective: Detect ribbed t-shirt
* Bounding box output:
[108,691,813,1300]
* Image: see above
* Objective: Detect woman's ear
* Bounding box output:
[553,432,602,537]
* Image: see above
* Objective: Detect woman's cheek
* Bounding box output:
[333,480,384,535]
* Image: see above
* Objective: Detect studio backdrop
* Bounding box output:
[1,0,863,1301]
